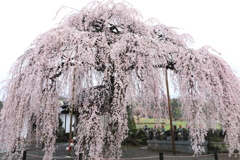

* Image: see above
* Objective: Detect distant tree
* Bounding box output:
[133,108,142,123]
[0,101,2,118]
[127,106,136,131]
[0,101,2,109]
[171,98,182,121]
[146,109,154,119]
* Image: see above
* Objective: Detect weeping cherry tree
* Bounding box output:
[1,0,240,159]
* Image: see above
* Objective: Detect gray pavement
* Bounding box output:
[0,143,240,160]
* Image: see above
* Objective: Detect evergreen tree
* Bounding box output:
[0,101,2,109]
[171,98,182,121]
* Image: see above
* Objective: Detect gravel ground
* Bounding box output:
[1,143,240,160]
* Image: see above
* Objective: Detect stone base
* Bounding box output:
[147,140,208,154]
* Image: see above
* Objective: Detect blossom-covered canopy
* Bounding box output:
[1,0,240,159]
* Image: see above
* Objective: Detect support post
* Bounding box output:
[22,150,27,160]
[214,150,218,160]
[159,152,164,160]
[79,153,83,160]
[69,108,73,140]
[69,67,76,140]
[165,68,176,155]
[68,68,76,157]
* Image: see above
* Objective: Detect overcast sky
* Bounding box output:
[0,0,240,97]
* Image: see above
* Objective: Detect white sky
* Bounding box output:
[0,0,240,97]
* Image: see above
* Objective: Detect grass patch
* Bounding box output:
[135,118,221,130]
[136,118,187,130]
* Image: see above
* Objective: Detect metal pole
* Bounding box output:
[22,150,27,160]
[214,150,218,160]
[159,152,164,160]
[165,68,176,155]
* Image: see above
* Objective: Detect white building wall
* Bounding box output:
[60,114,108,133]
[60,114,75,133]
